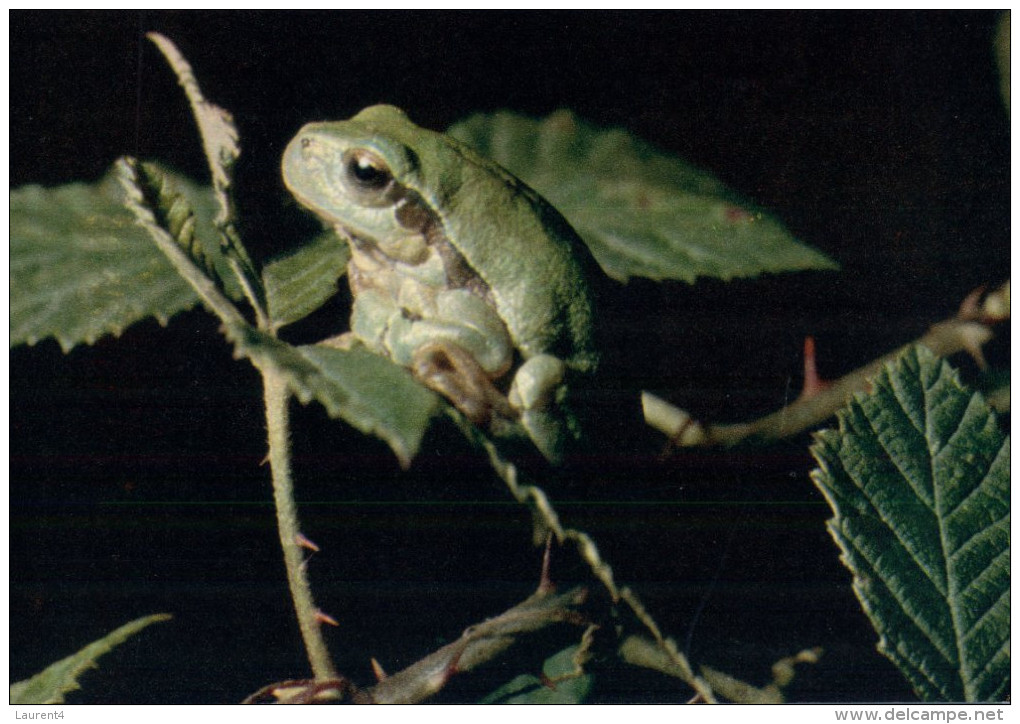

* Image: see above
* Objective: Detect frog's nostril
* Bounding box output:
[300,137,312,149]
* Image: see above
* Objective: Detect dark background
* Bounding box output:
[10,11,1010,703]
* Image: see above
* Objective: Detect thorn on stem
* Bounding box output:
[537,533,556,594]
[295,533,320,552]
[446,645,467,678]
[315,609,339,627]
[370,657,388,682]
[800,336,830,399]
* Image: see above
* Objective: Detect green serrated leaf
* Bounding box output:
[224,323,441,467]
[11,166,223,351]
[263,230,350,329]
[480,645,592,704]
[10,613,171,704]
[448,110,838,284]
[811,345,1009,702]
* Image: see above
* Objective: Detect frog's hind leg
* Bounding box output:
[411,341,515,426]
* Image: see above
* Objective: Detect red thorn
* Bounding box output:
[537,533,555,594]
[800,336,830,399]
[370,658,388,682]
[295,533,320,552]
[443,642,471,680]
[539,673,557,690]
[315,610,339,627]
[725,205,754,223]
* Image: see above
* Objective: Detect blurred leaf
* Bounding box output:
[480,645,592,704]
[995,12,1010,115]
[10,614,171,704]
[449,110,837,283]
[811,345,1009,702]
[224,323,441,468]
[11,166,225,351]
[263,230,350,329]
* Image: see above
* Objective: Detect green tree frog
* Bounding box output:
[282,105,598,462]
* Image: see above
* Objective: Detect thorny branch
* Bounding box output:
[137,32,842,704]
[146,32,268,330]
[454,416,718,702]
[141,33,335,680]
[263,367,338,681]
[644,281,1010,448]
[243,586,591,704]
[619,635,822,703]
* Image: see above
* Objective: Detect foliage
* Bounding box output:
[812,346,1009,702]
[263,230,350,329]
[10,168,224,351]
[9,615,171,704]
[481,644,593,704]
[8,27,1008,704]
[9,108,835,467]
[224,322,441,468]
[448,110,837,283]
[11,112,835,354]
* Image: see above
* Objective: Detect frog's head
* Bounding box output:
[283,106,439,263]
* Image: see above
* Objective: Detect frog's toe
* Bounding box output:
[411,341,514,425]
[508,354,566,412]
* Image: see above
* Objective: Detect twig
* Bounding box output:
[644,282,1009,448]
[146,32,268,330]
[450,412,717,702]
[244,586,590,704]
[367,586,589,704]
[699,647,823,704]
[619,635,822,703]
[263,367,338,681]
[141,34,338,680]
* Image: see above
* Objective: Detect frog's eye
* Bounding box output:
[341,149,396,204]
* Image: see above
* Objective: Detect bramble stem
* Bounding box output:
[453,411,716,702]
[645,282,1009,448]
[146,31,269,330]
[263,367,337,680]
[145,31,334,680]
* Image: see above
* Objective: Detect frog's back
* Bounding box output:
[440,155,599,374]
[349,106,598,372]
